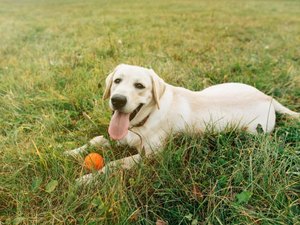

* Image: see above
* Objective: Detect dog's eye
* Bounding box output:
[134,83,145,89]
[114,78,122,84]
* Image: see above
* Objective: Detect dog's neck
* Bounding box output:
[129,102,156,128]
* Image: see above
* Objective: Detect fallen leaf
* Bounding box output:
[45,179,58,193]
[236,190,252,204]
[192,219,198,225]
[128,208,140,222]
[185,213,193,221]
[156,219,168,225]
[192,184,203,201]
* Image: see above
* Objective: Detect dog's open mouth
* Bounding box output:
[108,104,144,140]
[129,103,143,121]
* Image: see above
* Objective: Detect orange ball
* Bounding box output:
[84,153,105,171]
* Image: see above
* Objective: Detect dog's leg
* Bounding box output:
[76,154,142,185]
[64,135,110,156]
[76,132,166,185]
[76,145,166,185]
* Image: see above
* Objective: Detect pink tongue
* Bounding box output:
[108,111,130,140]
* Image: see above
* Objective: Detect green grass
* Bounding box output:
[1,0,300,224]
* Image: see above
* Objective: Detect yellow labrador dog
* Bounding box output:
[66,64,299,183]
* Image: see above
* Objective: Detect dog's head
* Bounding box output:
[103,64,165,140]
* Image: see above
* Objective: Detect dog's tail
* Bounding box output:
[272,99,299,118]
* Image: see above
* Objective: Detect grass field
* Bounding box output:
[1,0,300,224]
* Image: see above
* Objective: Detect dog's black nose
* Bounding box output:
[111,94,127,110]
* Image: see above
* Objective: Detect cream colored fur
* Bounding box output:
[65,64,299,184]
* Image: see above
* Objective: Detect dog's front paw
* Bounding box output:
[63,149,77,157]
[76,166,107,185]
[76,173,95,185]
[89,135,110,148]
[64,144,88,156]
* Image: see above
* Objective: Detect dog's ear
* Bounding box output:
[103,64,126,100]
[149,69,166,109]
[102,69,116,100]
